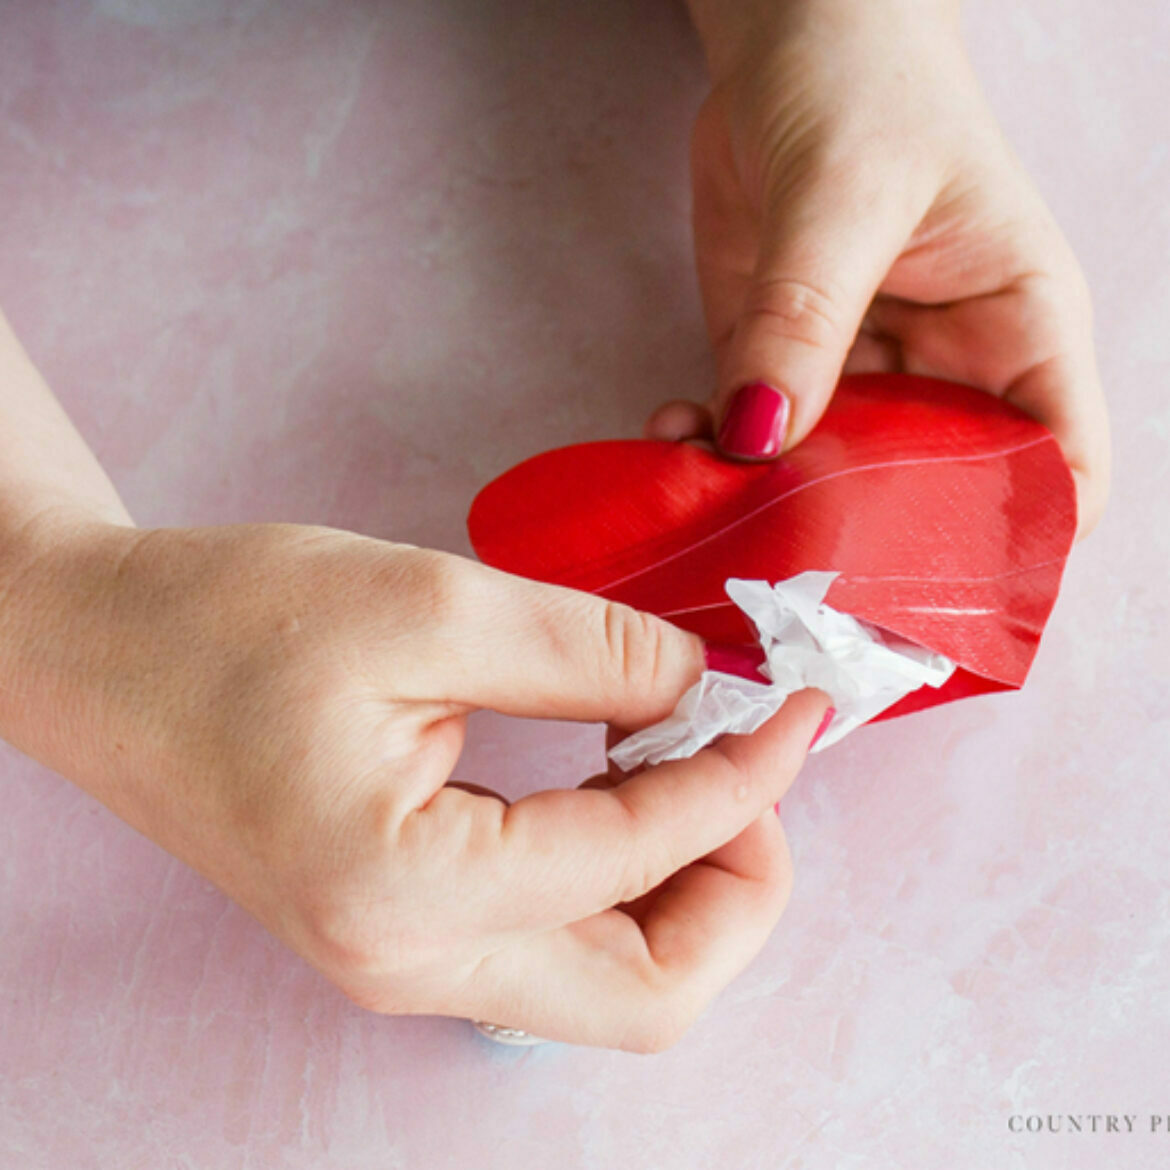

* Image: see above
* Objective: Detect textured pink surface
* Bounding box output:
[1,2,1167,1167]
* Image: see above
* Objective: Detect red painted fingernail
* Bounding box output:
[810,707,837,749]
[703,640,769,683]
[773,801,782,816]
[717,382,790,459]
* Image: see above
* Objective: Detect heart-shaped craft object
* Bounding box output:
[468,374,1077,723]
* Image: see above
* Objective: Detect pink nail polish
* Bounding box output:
[703,640,769,683]
[717,382,790,459]
[773,801,782,816]
[810,707,837,749]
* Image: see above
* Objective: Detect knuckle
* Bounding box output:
[302,898,415,989]
[303,891,454,1011]
[614,849,661,909]
[1012,234,1094,333]
[743,276,844,350]
[1027,265,1092,332]
[1063,262,1094,320]
[304,903,387,978]
[610,807,676,907]
[407,549,479,627]
[602,601,666,693]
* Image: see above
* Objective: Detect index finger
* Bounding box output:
[452,692,828,1048]
[490,687,829,931]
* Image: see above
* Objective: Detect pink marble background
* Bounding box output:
[1,1,1167,1166]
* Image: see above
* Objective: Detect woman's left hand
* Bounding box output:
[655,0,1109,538]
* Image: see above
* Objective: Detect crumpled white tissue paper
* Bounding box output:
[607,571,956,770]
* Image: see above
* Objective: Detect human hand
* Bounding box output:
[0,516,829,1051]
[657,0,1109,536]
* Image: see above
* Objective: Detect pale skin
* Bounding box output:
[0,0,1106,1052]
[659,0,1109,536]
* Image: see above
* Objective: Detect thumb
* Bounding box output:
[405,554,707,729]
[712,184,916,460]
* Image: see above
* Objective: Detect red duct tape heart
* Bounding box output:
[467,374,1076,722]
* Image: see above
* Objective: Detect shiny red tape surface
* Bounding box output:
[467,374,1077,722]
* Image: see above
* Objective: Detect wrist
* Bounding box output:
[686,0,962,82]
[0,511,137,770]
[0,498,132,603]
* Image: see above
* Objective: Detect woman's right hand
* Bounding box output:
[0,513,828,1050]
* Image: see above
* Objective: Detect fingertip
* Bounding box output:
[643,399,713,443]
[1072,465,1109,541]
[714,382,791,460]
[768,688,833,758]
[809,705,837,750]
[660,617,707,684]
[710,686,831,795]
